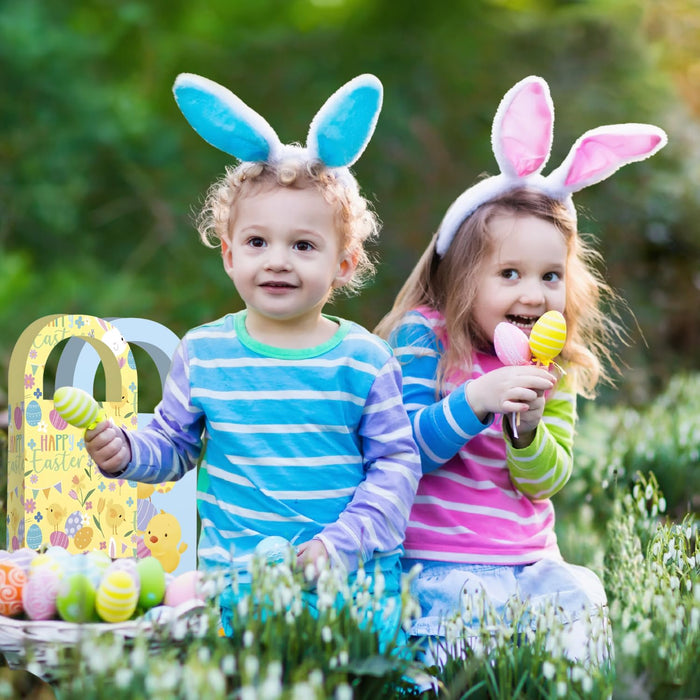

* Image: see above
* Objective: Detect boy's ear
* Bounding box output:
[333,250,359,288]
[220,237,234,274]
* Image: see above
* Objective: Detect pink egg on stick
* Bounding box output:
[494,322,532,438]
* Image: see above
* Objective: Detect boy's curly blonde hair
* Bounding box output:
[196,158,379,297]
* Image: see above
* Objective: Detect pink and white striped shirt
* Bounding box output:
[389,308,575,565]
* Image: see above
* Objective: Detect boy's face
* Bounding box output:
[472,213,567,344]
[221,185,355,334]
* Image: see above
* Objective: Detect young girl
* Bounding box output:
[376,75,667,663]
[85,72,421,639]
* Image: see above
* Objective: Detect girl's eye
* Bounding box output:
[294,240,315,252]
[543,271,562,282]
[501,269,519,280]
[248,237,266,248]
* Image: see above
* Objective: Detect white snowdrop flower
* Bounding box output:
[621,632,640,656]
[542,661,556,679]
[292,683,313,700]
[238,598,249,616]
[240,686,257,700]
[114,667,133,689]
[338,650,349,666]
[198,646,211,664]
[670,575,680,591]
[260,676,282,700]
[305,563,317,582]
[221,654,237,675]
[244,630,255,648]
[557,681,568,697]
[208,668,227,695]
[244,654,260,678]
[581,674,593,693]
[322,626,333,643]
[329,656,338,669]
[309,669,324,687]
[659,497,667,513]
[335,683,353,700]
[130,643,148,670]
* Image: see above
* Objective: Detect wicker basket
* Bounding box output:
[0,600,210,682]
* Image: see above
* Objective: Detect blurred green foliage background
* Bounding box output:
[2,0,699,411]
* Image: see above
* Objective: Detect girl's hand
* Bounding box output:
[296,538,329,580]
[85,420,131,474]
[465,365,555,425]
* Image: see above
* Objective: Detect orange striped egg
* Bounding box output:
[529,311,567,366]
[96,570,138,622]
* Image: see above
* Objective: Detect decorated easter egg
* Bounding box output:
[25,400,42,427]
[45,545,72,566]
[136,499,158,531]
[49,531,70,549]
[136,557,166,610]
[64,511,84,538]
[164,570,204,608]
[494,322,531,366]
[73,526,94,550]
[10,547,38,572]
[13,406,22,430]
[107,559,140,593]
[255,535,293,565]
[49,408,68,431]
[26,523,43,550]
[0,560,27,617]
[96,570,138,622]
[30,553,62,577]
[23,566,60,620]
[53,386,102,429]
[529,311,567,367]
[56,573,97,622]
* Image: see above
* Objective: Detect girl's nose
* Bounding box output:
[519,280,546,305]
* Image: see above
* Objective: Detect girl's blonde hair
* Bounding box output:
[197,158,379,296]
[375,188,624,398]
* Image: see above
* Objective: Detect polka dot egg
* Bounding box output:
[96,570,138,622]
[0,560,27,617]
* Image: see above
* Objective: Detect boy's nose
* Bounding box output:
[264,247,291,271]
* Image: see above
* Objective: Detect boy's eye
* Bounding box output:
[294,240,315,252]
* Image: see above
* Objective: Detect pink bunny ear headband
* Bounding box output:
[172,73,383,192]
[435,75,668,257]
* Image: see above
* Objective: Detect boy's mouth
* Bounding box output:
[261,281,297,289]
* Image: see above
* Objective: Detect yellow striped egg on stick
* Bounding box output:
[529,310,567,372]
[53,386,106,430]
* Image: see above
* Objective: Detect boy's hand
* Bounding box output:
[296,538,329,580]
[85,420,131,474]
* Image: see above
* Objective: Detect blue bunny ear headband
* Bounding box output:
[435,75,668,257]
[172,72,383,190]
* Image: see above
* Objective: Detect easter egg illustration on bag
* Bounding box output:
[529,311,567,367]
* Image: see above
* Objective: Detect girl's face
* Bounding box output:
[221,185,355,337]
[472,213,567,343]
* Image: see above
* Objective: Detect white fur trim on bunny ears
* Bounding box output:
[172,72,383,189]
[435,75,667,257]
